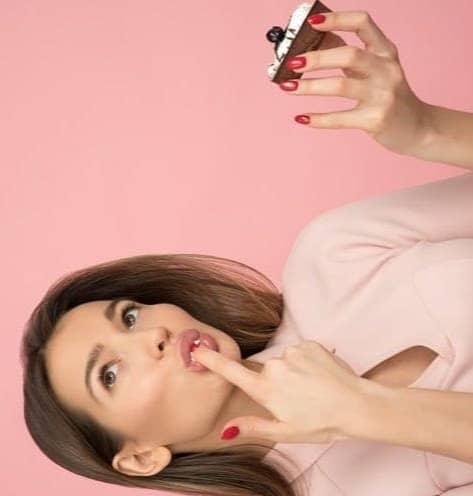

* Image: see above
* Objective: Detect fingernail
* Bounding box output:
[220,426,240,440]
[295,115,310,125]
[279,80,298,91]
[285,56,306,70]
[308,14,326,25]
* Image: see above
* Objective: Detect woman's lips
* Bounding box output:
[178,329,218,370]
[179,329,199,367]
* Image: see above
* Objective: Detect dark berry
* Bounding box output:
[266,26,286,44]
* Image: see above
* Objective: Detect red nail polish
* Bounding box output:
[308,14,326,24]
[221,426,240,440]
[285,56,306,70]
[295,115,310,125]
[279,80,298,91]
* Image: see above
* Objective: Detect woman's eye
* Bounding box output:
[100,362,119,390]
[99,302,140,390]
[121,303,139,329]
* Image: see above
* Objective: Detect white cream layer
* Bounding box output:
[267,2,312,80]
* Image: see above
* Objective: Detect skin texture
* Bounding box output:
[45,300,276,477]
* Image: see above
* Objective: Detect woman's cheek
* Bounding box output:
[125,373,166,434]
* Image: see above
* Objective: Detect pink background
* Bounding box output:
[2,1,472,495]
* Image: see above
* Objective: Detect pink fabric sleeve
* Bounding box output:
[313,171,473,249]
[282,172,473,315]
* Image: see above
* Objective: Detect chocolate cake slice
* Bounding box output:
[266,1,332,84]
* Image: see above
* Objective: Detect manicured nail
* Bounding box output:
[220,426,240,440]
[308,14,326,25]
[295,115,310,125]
[279,80,298,91]
[285,56,306,70]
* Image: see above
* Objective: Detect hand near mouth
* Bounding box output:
[191,340,364,445]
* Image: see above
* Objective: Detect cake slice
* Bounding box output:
[266,1,332,84]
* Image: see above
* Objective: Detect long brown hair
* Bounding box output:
[20,253,309,496]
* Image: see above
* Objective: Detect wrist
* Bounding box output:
[416,101,441,153]
[338,377,399,441]
[403,100,438,161]
[406,101,473,170]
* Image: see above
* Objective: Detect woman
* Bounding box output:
[21,9,473,496]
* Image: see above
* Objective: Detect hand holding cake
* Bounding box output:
[267,4,433,160]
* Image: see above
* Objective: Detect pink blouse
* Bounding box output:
[248,172,473,495]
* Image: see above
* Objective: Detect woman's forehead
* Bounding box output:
[55,301,108,331]
[44,301,110,408]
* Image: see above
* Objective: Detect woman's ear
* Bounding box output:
[112,440,172,477]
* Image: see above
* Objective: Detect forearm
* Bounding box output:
[411,103,473,170]
[344,379,473,464]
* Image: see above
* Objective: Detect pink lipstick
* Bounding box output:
[178,329,218,371]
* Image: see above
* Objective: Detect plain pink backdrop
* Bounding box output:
[2,1,472,495]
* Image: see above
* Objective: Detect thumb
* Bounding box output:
[220,416,290,443]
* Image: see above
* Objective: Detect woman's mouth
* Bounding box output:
[179,329,219,371]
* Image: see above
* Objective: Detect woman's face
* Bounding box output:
[45,300,247,455]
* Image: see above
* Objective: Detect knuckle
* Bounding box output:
[344,45,362,65]
[366,107,386,133]
[331,11,341,25]
[358,10,372,25]
[334,76,349,94]
[306,51,319,68]
[379,42,399,61]
[385,40,399,58]
[373,86,394,105]
[385,61,404,85]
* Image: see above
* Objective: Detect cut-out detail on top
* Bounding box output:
[361,345,438,388]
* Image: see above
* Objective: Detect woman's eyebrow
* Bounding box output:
[84,298,126,403]
[85,344,104,404]
[104,297,127,322]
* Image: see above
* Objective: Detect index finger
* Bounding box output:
[191,345,263,396]
[308,10,398,59]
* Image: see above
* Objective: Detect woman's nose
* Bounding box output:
[124,327,169,360]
